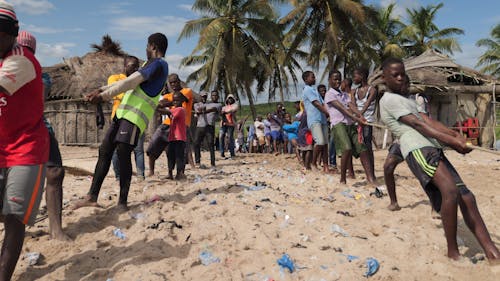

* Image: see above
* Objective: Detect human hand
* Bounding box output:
[85,90,103,104]
[158,99,172,108]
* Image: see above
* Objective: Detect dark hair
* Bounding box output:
[317,84,326,90]
[343,78,353,87]
[302,71,313,82]
[354,67,369,79]
[382,57,404,70]
[328,69,342,79]
[124,55,139,64]
[148,33,168,55]
[168,73,180,81]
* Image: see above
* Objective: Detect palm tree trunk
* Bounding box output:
[245,83,257,121]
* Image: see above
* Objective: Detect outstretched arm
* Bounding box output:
[327,100,366,124]
[312,100,329,117]
[399,114,471,154]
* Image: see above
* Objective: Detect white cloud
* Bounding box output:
[452,43,486,69]
[20,23,83,34]
[109,16,188,38]
[177,4,192,12]
[103,2,132,15]
[165,53,201,88]
[37,42,76,66]
[10,0,54,15]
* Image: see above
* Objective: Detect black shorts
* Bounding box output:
[146,124,170,160]
[387,142,404,163]
[47,131,63,167]
[406,147,470,212]
[107,118,141,146]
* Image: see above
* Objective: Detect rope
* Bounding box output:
[365,123,500,155]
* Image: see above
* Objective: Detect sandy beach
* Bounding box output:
[6,145,500,281]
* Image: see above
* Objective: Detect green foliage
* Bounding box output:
[399,2,464,56]
[476,24,500,78]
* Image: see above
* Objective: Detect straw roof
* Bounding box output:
[369,49,498,95]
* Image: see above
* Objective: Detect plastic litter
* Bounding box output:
[146,194,162,204]
[331,224,349,237]
[193,175,202,183]
[25,252,40,266]
[364,257,380,277]
[341,190,354,199]
[370,187,385,198]
[209,200,217,205]
[199,250,220,265]
[245,181,267,191]
[277,253,295,273]
[113,228,126,240]
[129,212,145,220]
[345,254,359,262]
[197,193,207,201]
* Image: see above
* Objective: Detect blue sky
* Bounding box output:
[10,0,500,93]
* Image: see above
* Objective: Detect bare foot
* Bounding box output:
[431,209,441,220]
[71,196,101,210]
[50,230,72,242]
[388,203,401,211]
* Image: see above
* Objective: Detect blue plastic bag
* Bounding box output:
[364,257,379,277]
[277,253,295,273]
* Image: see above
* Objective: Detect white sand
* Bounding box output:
[7,146,500,280]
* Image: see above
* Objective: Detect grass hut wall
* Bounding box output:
[368,50,498,148]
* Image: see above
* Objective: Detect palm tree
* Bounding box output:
[371,2,405,61]
[476,24,500,78]
[178,0,284,119]
[399,3,463,56]
[90,34,125,56]
[280,0,371,75]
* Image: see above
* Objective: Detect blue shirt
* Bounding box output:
[302,85,326,128]
[138,58,169,97]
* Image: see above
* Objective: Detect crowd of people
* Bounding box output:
[0,2,498,280]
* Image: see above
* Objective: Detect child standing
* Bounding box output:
[166,92,187,180]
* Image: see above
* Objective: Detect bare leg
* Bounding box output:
[347,156,355,179]
[431,160,460,260]
[383,155,402,211]
[312,145,322,170]
[321,145,332,173]
[0,215,25,281]
[459,192,500,261]
[304,150,312,170]
[340,150,352,184]
[359,151,376,185]
[148,156,156,177]
[46,167,71,241]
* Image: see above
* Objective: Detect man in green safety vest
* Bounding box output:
[73,33,169,211]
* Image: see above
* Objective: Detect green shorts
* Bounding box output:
[0,165,46,226]
[331,123,367,158]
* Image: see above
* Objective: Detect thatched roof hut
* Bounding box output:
[42,35,201,145]
[369,50,498,148]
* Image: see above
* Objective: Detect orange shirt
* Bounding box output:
[161,88,193,126]
[107,73,127,119]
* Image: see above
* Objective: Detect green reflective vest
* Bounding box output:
[115,86,159,135]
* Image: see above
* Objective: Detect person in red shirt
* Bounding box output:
[159,91,187,180]
[0,3,49,279]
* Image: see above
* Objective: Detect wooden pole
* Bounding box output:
[493,83,497,147]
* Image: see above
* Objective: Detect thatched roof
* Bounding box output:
[43,51,125,101]
[369,49,499,96]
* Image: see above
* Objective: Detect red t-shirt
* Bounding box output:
[0,45,49,167]
[168,107,186,142]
